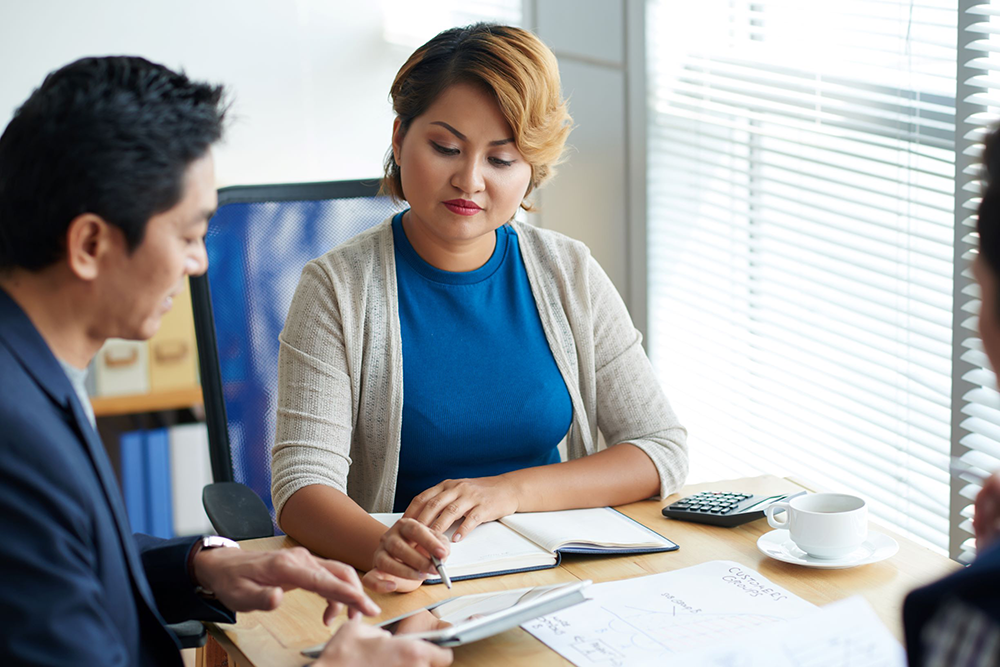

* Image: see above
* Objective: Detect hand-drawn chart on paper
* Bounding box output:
[681,596,905,667]
[522,560,817,667]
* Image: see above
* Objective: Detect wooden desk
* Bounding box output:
[205,475,960,666]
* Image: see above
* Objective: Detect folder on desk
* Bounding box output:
[373,507,678,583]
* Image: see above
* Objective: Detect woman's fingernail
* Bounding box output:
[382,581,396,592]
[453,533,463,543]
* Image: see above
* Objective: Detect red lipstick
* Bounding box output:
[443,199,483,216]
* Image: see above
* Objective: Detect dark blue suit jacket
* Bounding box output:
[0,290,233,666]
[904,541,1000,665]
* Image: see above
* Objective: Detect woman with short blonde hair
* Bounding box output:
[272,23,687,593]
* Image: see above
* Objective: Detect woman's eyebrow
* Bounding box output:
[430,121,513,146]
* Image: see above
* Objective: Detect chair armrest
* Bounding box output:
[202,482,275,541]
[167,620,207,649]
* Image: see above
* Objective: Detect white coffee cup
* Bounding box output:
[765,493,868,559]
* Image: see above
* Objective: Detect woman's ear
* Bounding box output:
[64,213,114,281]
[391,117,404,165]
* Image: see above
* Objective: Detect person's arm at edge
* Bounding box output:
[505,442,659,511]
[134,533,234,623]
[279,484,449,593]
[404,443,659,540]
[278,485,388,571]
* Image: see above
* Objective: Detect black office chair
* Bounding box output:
[191,179,402,540]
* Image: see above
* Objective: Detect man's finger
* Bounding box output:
[424,643,455,667]
[323,600,345,626]
[226,580,283,612]
[315,559,380,616]
[268,553,380,615]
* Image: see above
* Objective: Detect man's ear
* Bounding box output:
[64,213,116,281]
[391,117,404,165]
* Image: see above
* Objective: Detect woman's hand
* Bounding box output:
[975,473,1000,552]
[363,518,449,594]
[403,476,521,543]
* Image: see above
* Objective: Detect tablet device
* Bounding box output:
[301,579,590,656]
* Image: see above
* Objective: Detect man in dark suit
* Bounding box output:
[903,128,1000,667]
[0,56,451,667]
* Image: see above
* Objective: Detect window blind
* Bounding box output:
[953,0,1000,563]
[646,0,957,552]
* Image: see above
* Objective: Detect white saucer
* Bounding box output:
[756,529,899,569]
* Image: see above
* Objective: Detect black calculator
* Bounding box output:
[661,491,789,527]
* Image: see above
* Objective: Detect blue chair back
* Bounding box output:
[191,180,401,528]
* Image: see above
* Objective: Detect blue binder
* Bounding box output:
[119,429,175,539]
[119,431,147,534]
[144,429,174,539]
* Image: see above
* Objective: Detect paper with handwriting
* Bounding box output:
[681,595,904,667]
[522,560,816,666]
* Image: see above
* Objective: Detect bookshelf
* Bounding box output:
[91,386,203,417]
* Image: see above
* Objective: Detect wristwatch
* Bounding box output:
[191,535,240,599]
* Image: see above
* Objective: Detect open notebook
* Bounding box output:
[373,507,679,583]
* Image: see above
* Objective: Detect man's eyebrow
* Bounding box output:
[430,121,514,147]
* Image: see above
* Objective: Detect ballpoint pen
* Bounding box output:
[430,555,452,589]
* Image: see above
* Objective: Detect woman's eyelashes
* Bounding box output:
[431,141,459,156]
[430,141,515,167]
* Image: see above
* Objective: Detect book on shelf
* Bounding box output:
[119,423,214,539]
[120,431,148,534]
[372,506,679,583]
[168,423,214,536]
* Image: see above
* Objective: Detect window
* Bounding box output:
[646,0,960,553]
[953,0,1000,562]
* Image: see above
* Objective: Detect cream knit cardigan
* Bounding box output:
[271,218,688,517]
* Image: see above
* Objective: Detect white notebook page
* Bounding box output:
[371,513,554,577]
[500,507,669,553]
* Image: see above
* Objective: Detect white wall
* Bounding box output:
[529,0,646,332]
[1,1,639,320]
[0,1,417,187]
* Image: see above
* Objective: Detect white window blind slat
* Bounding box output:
[953,0,1000,560]
[647,0,956,553]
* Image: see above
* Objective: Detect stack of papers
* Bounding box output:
[522,560,904,667]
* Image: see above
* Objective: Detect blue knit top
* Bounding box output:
[391,212,573,511]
